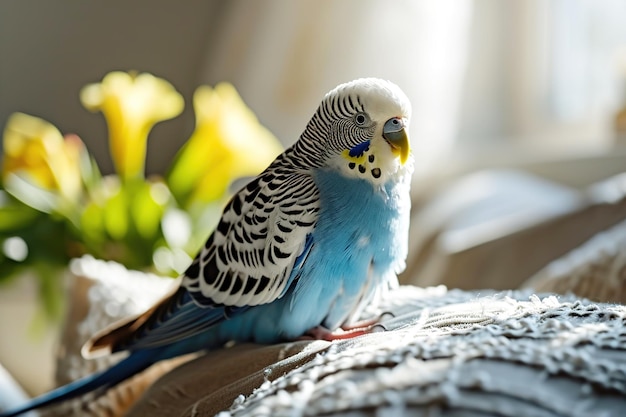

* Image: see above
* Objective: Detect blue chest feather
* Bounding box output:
[277,169,408,335]
[310,168,406,277]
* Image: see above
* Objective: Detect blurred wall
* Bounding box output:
[197,0,473,171]
[0,0,221,175]
[4,1,621,181]
[1,1,474,177]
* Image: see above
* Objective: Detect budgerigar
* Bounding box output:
[0,78,413,416]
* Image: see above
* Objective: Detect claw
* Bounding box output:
[342,311,394,331]
[300,325,373,341]
[341,317,380,331]
[300,312,391,341]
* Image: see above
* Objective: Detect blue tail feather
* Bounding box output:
[0,349,158,417]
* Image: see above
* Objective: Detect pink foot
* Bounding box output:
[300,313,392,341]
[300,325,371,341]
[341,316,384,331]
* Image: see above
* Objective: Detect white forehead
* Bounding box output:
[326,78,411,122]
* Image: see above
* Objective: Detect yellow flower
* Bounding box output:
[2,112,82,201]
[80,71,184,181]
[168,83,283,205]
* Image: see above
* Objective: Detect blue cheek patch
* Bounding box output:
[348,140,371,158]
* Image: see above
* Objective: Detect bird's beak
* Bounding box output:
[382,117,410,165]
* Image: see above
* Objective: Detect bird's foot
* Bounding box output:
[300,313,393,341]
[340,312,394,331]
[300,325,371,341]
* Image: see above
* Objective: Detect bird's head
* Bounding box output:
[296,78,412,184]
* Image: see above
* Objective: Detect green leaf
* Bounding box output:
[166,140,196,207]
[80,201,106,246]
[81,154,103,192]
[0,192,40,231]
[0,259,28,285]
[103,187,128,240]
[130,182,168,240]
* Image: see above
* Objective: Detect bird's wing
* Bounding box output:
[85,169,319,356]
[182,169,319,307]
[84,286,251,355]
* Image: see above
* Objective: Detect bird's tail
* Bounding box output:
[0,349,158,417]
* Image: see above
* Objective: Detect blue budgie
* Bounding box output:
[0,78,413,416]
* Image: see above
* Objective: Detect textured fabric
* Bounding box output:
[125,286,626,416]
[44,200,626,416]
[46,257,176,416]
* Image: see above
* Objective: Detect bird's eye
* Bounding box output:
[354,112,370,127]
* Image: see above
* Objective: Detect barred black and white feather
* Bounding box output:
[181,155,319,307]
